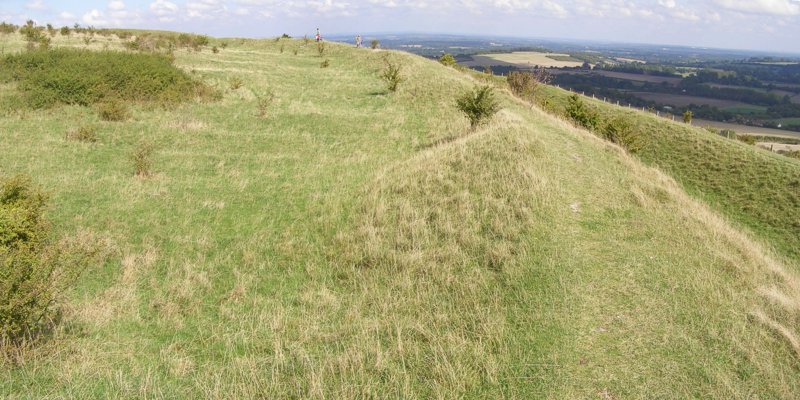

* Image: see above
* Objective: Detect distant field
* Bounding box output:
[706,83,800,104]
[478,52,584,68]
[753,62,800,66]
[722,105,769,114]
[546,54,581,62]
[629,91,754,108]
[774,117,800,125]
[614,57,645,63]
[591,71,682,85]
[694,119,800,139]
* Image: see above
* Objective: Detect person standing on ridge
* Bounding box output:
[355,35,362,48]
[315,28,321,42]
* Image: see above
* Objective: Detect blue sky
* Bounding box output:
[1,0,799,53]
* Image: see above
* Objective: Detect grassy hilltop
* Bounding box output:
[1,30,800,398]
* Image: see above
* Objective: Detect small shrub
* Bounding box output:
[566,94,599,131]
[131,141,155,177]
[601,117,644,153]
[456,85,502,129]
[439,53,457,67]
[177,33,191,47]
[65,125,98,143]
[123,40,140,51]
[97,100,129,122]
[192,35,209,51]
[719,129,737,139]
[381,60,403,92]
[212,46,219,54]
[507,69,551,101]
[316,41,326,57]
[370,39,380,50]
[230,77,243,90]
[279,44,284,54]
[177,33,208,51]
[737,135,757,145]
[220,42,228,49]
[255,90,276,119]
[19,20,48,49]
[0,175,101,348]
[683,110,693,124]
[293,48,298,56]
[38,36,51,50]
[19,20,40,41]
[281,33,291,39]
[83,37,92,45]
[321,59,330,68]
[0,22,17,35]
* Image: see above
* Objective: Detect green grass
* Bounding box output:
[2,31,800,398]
[539,85,800,262]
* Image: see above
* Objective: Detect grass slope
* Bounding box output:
[539,86,800,262]
[1,31,800,398]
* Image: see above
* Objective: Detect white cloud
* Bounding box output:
[712,0,800,15]
[26,0,48,11]
[150,0,179,22]
[74,1,141,26]
[109,1,126,11]
[82,9,108,26]
[658,0,677,8]
[186,0,229,19]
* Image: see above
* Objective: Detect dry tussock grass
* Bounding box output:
[74,248,157,327]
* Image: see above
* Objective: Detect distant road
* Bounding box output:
[693,119,800,139]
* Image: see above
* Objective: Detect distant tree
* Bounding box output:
[370,39,380,50]
[683,110,693,124]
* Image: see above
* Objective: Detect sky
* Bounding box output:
[1,0,799,53]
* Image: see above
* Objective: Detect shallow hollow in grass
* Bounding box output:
[0,48,211,109]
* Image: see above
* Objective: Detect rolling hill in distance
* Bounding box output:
[0,23,799,399]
